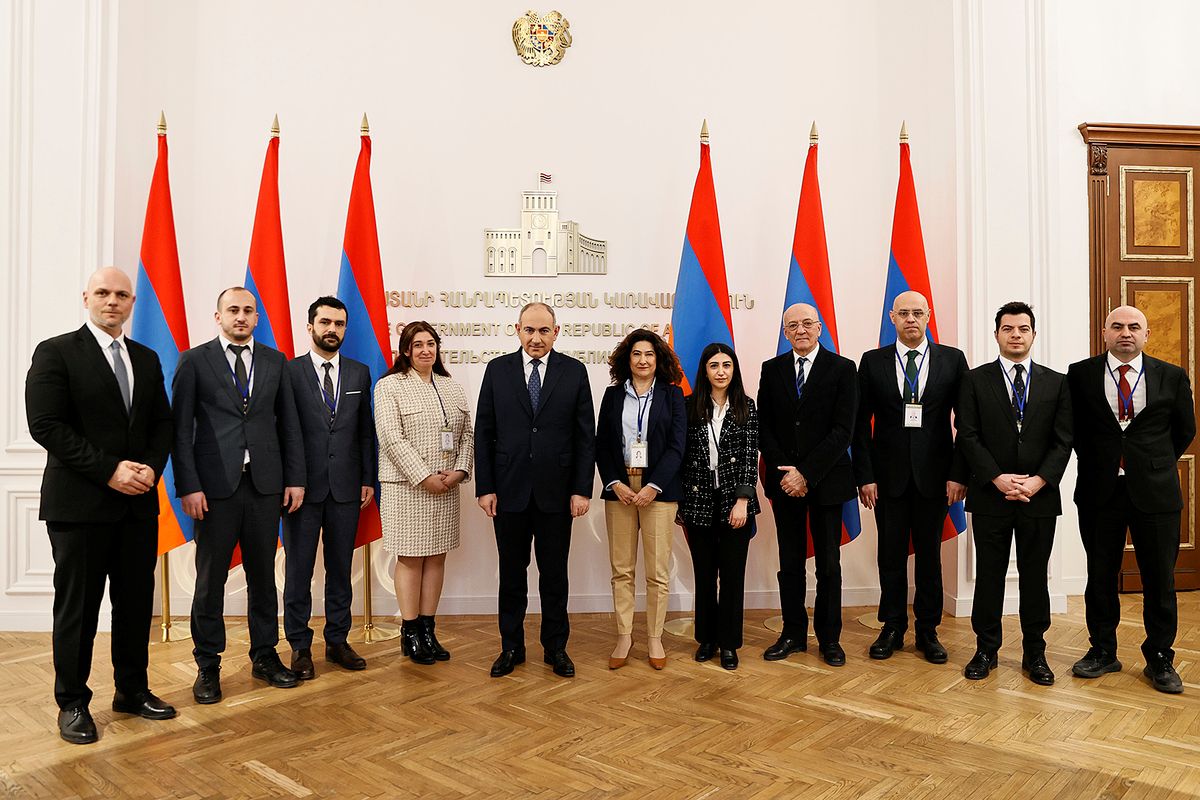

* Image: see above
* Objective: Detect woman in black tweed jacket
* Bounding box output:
[679,342,760,670]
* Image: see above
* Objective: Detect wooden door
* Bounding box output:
[1080,123,1199,592]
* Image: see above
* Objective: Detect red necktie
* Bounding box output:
[1117,364,1133,422]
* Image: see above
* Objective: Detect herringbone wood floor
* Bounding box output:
[1,596,1199,799]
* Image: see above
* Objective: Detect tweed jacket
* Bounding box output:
[375,370,474,485]
[679,398,761,527]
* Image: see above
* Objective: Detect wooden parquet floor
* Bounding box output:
[2,596,1199,799]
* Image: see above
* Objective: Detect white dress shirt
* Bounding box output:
[1104,352,1146,422]
[309,350,341,407]
[522,348,549,383]
[998,354,1033,402]
[85,320,135,396]
[708,398,729,488]
[794,343,820,386]
[894,337,929,401]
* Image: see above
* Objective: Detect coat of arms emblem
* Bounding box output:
[512,10,572,67]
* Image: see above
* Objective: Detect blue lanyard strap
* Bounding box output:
[228,349,255,403]
[1108,362,1144,419]
[895,347,928,401]
[999,359,1030,420]
[431,376,450,428]
[320,363,342,414]
[634,382,653,441]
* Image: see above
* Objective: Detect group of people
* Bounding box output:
[27,268,1193,748]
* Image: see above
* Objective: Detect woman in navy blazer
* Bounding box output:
[595,330,686,670]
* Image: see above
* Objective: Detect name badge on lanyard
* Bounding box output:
[440,429,455,452]
[629,384,652,468]
[904,403,923,428]
[897,348,926,428]
[431,377,455,453]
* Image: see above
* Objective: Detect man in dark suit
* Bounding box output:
[1069,304,1195,694]
[282,296,376,679]
[854,290,968,664]
[475,302,595,678]
[759,302,858,667]
[956,301,1071,686]
[173,286,305,703]
[26,267,176,744]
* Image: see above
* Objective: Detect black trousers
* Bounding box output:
[687,508,752,649]
[190,471,282,668]
[48,515,157,710]
[874,481,948,635]
[772,495,843,645]
[282,495,361,649]
[970,511,1056,655]
[1078,478,1180,660]
[494,508,572,653]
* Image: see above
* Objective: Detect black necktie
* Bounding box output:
[528,358,542,411]
[322,362,336,420]
[229,344,250,411]
[795,357,808,397]
[1012,363,1026,420]
[905,349,920,403]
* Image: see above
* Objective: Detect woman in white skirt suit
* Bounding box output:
[375,321,473,665]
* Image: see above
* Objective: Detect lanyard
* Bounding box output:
[1107,362,1145,419]
[320,362,342,414]
[999,359,1030,420]
[227,349,255,404]
[634,382,653,442]
[895,347,928,401]
[430,375,450,428]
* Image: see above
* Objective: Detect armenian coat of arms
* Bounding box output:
[512,10,572,67]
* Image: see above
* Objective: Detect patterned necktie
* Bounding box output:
[322,362,336,420]
[1117,364,1133,421]
[229,344,250,411]
[905,349,920,403]
[528,358,542,412]
[110,341,131,412]
[1012,363,1026,420]
[795,357,808,398]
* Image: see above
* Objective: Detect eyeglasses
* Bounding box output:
[784,320,820,332]
[894,309,927,320]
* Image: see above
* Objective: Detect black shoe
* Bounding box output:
[915,632,949,664]
[1072,647,1121,678]
[112,690,177,720]
[963,650,998,680]
[694,643,717,662]
[291,648,315,680]
[1143,653,1184,694]
[869,627,903,660]
[820,642,846,667]
[57,707,97,745]
[544,650,575,678]
[418,615,451,661]
[400,619,436,665]
[325,641,367,671]
[720,649,739,670]
[192,666,222,705]
[490,649,526,677]
[763,636,807,661]
[251,652,300,688]
[1022,654,1055,686]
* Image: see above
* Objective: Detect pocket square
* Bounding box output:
[345,390,362,395]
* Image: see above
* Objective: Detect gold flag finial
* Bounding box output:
[360,113,370,135]
[809,121,819,144]
[899,120,909,143]
[157,111,167,135]
[700,118,709,144]
[271,114,280,137]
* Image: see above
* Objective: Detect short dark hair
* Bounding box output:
[995,301,1036,332]
[308,295,347,323]
[216,286,253,310]
[386,321,450,378]
[607,329,684,386]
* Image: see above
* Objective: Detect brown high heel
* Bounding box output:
[648,655,667,670]
[610,636,632,670]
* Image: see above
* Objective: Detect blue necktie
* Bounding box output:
[795,357,807,398]
[528,358,542,412]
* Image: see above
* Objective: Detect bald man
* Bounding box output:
[759,303,858,666]
[853,291,969,663]
[1068,305,1195,694]
[26,268,176,744]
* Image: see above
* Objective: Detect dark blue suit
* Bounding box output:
[595,382,686,503]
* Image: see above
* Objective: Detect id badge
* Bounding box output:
[904,403,923,428]
[440,429,455,452]
[629,442,649,468]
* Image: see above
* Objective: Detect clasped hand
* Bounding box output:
[421,470,466,496]
[777,466,807,497]
[107,460,154,496]
[992,473,1045,502]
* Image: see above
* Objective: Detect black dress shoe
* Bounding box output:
[963,650,998,680]
[1144,653,1184,694]
[720,649,739,670]
[252,653,300,688]
[326,642,367,671]
[291,648,316,680]
[869,628,903,660]
[193,666,222,705]
[820,642,846,667]
[915,632,949,664]
[112,690,177,720]
[58,707,98,745]
[1022,654,1055,686]
[694,643,717,662]
[544,650,575,678]
[763,636,807,661]
[490,649,526,677]
[1072,647,1121,678]
[418,615,451,661]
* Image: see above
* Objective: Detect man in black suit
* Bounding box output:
[282,296,376,679]
[854,290,968,664]
[759,302,858,667]
[26,267,176,744]
[956,301,1071,686]
[173,287,305,703]
[1069,304,1195,694]
[475,302,595,678]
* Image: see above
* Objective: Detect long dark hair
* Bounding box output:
[687,342,750,425]
[386,321,450,377]
[607,329,684,386]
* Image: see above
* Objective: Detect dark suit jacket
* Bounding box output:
[1068,353,1196,513]
[172,337,304,500]
[758,347,858,505]
[955,360,1072,517]
[853,342,969,498]
[474,349,596,514]
[679,399,761,527]
[26,326,173,523]
[595,382,686,503]
[287,354,376,504]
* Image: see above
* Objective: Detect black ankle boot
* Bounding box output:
[418,615,450,661]
[401,618,435,665]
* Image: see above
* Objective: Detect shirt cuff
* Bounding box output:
[605,480,620,491]
[646,482,663,494]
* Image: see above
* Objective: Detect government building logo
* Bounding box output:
[484,184,607,277]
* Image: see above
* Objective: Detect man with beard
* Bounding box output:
[282,297,377,677]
